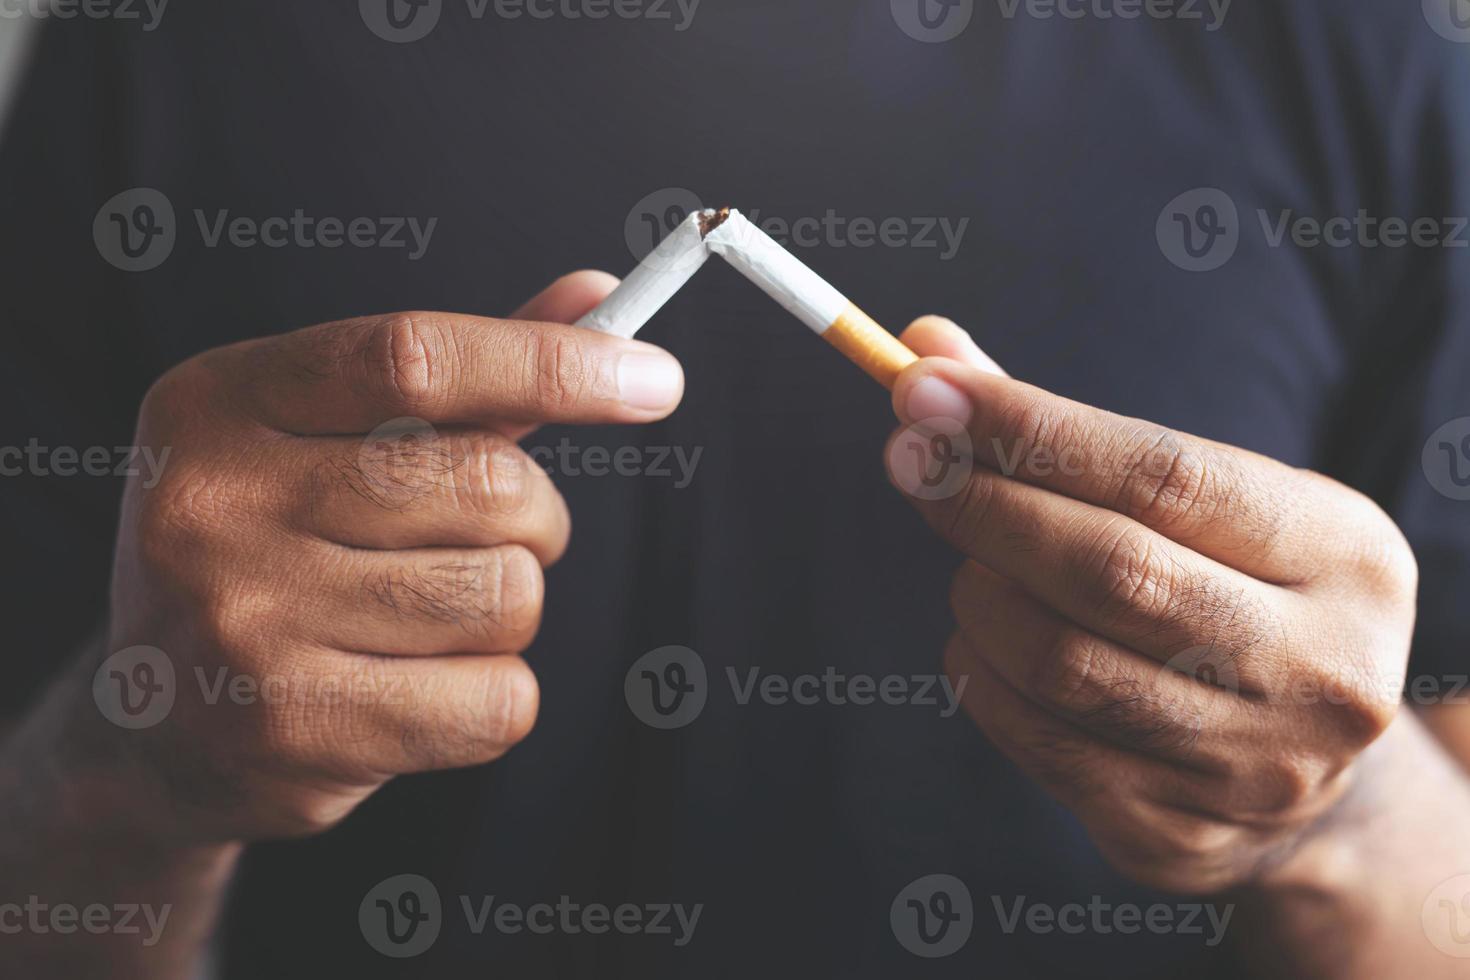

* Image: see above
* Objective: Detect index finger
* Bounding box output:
[891,356,1360,585]
[220,309,685,435]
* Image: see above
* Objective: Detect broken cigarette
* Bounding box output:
[575,210,711,339]
[578,207,919,388]
[704,210,920,388]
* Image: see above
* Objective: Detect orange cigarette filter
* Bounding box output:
[702,209,919,389]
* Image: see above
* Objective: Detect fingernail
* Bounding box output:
[616,353,683,410]
[905,375,973,426]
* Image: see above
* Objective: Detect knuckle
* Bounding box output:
[346,430,456,511]
[994,391,1062,462]
[135,464,225,569]
[1326,681,1399,747]
[1350,501,1419,604]
[488,546,545,642]
[1092,825,1239,891]
[941,472,999,547]
[365,551,543,643]
[195,590,282,671]
[1109,818,1242,893]
[1016,728,1104,797]
[1245,758,1322,814]
[1088,521,1173,622]
[1041,633,1104,706]
[139,360,198,426]
[365,313,452,414]
[257,689,328,773]
[531,331,590,415]
[1117,431,1211,526]
[480,658,540,748]
[1044,634,1203,756]
[1151,816,1236,866]
[460,437,532,520]
[268,796,361,839]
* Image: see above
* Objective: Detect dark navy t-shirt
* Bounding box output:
[2,2,1469,976]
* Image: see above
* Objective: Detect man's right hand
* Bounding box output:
[93,270,681,844]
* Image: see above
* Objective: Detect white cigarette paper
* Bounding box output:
[576,206,919,387]
[701,211,847,334]
[707,209,919,388]
[576,211,711,338]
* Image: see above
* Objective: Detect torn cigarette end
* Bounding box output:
[705,210,919,389]
[698,207,731,237]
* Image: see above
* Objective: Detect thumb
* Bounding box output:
[512,270,621,324]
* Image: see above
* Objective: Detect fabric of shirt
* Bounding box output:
[1,2,1468,976]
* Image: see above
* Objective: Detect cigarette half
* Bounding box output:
[577,206,920,389]
[576,210,713,339]
[704,210,919,389]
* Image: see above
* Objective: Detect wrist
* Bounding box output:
[1235,710,1470,977]
[0,630,238,866]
